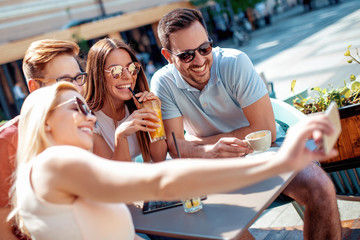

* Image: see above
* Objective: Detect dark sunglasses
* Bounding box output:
[105,62,141,79]
[167,39,213,63]
[56,96,94,117]
[33,72,87,86]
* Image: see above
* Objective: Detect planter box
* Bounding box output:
[322,103,360,165]
[321,103,360,198]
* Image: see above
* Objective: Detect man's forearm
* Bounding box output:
[189,126,255,145]
[168,138,214,158]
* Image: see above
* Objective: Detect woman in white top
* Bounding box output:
[10,82,337,239]
[84,38,167,162]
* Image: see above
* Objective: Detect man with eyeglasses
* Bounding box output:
[151,8,341,239]
[0,39,86,239]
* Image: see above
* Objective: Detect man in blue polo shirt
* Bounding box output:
[151,8,341,239]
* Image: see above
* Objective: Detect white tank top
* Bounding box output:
[94,106,141,161]
[16,159,135,240]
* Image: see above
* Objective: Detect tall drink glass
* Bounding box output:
[171,132,203,213]
[141,100,166,143]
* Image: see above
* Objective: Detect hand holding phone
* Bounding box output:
[322,102,341,154]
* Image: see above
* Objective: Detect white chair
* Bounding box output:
[271,98,307,126]
[269,98,307,219]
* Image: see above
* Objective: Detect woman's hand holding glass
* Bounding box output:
[115,91,161,139]
[131,91,158,108]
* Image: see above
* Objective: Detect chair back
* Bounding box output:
[271,98,306,128]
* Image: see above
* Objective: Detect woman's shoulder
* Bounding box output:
[36,146,93,169]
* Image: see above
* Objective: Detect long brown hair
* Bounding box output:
[84,38,151,162]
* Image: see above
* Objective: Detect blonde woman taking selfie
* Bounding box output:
[9,82,337,240]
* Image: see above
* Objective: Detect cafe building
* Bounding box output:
[0,0,194,121]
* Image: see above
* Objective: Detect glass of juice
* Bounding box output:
[141,99,166,143]
[182,196,203,213]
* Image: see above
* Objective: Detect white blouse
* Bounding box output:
[16,160,135,240]
[94,106,141,161]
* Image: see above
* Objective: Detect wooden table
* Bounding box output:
[129,147,297,240]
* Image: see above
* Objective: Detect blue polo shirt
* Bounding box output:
[151,47,268,137]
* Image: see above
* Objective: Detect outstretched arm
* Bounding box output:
[31,114,337,205]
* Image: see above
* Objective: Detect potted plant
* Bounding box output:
[290,45,360,166]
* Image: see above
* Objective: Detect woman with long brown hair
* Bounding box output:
[84,38,167,162]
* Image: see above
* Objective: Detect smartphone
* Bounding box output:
[322,102,341,154]
[142,196,207,214]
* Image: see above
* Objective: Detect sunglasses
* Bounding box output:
[33,72,87,86]
[167,39,213,63]
[55,96,94,117]
[105,62,141,79]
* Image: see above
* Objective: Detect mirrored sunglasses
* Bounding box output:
[167,40,213,63]
[105,62,141,79]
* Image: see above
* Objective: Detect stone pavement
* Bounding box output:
[218,0,360,101]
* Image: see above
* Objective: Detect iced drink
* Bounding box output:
[141,100,166,143]
[182,197,203,213]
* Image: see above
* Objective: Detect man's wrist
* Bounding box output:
[203,145,217,158]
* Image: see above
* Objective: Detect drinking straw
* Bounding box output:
[172,131,181,158]
[128,87,142,104]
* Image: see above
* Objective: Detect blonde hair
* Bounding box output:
[84,38,151,162]
[9,82,79,237]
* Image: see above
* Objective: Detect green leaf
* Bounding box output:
[344,49,350,56]
[350,74,356,81]
[311,87,322,92]
[291,80,296,93]
[351,82,360,90]
[341,88,351,98]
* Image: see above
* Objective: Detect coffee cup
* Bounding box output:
[245,130,271,152]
